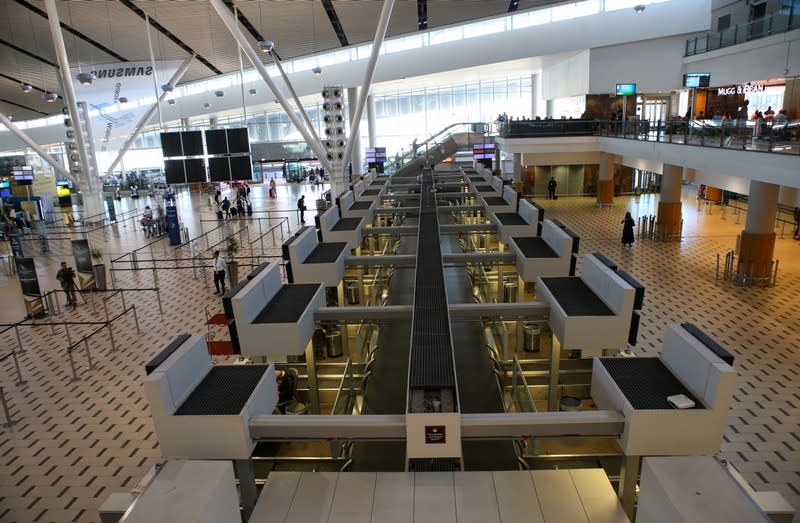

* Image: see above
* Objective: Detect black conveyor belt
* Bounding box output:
[176,366,268,415]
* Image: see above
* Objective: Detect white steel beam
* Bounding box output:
[105,55,195,176]
[0,112,75,184]
[270,51,325,156]
[44,0,91,189]
[340,0,396,181]
[209,0,336,189]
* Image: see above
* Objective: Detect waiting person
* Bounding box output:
[297,195,307,223]
[221,196,231,219]
[269,178,277,199]
[56,261,78,307]
[547,177,557,200]
[214,188,221,206]
[621,212,635,247]
[212,250,226,295]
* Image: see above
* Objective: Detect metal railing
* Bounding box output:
[383,122,490,175]
[686,12,798,56]
[637,214,683,242]
[716,250,779,287]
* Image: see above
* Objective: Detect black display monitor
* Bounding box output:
[184,159,206,183]
[230,156,252,180]
[164,159,185,184]
[683,72,711,88]
[208,157,231,182]
[226,128,250,154]
[12,166,33,185]
[205,129,229,155]
[160,132,184,157]
[181,131,204,156]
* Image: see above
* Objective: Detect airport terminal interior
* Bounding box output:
[0,0,799,522]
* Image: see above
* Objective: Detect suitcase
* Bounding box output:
[230,207,238,217]
[247,204,253,216]
[269,188,277,199]
[216,210,223,220]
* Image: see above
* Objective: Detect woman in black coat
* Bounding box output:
[621,211,635,246]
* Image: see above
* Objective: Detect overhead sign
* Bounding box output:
[616,83,636,96]
[717,83,766,96]
[683,72,711,88]
[70,60,182,154]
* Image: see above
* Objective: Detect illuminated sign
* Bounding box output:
[616,83,636,96]
[717,83,766,96]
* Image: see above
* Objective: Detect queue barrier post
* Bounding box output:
[11,349,26,386]
[0,386,17,428]
[83,338,95,370]
[67,346,81,382]
[153,268,163,315]
[14,325,25,355]
[132,304,141,334]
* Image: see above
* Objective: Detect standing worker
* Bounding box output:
[297,195,307,224]
[56,261,78,308]
[548,177,557,200]
[212,250,226,295]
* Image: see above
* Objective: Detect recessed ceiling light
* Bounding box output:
[43,92,58,102]
[204,103,211,109]
[21,84,32,93]
[312,66,322,75]
[167,99,176,105]
[258,40,274,53]
[249,88,257,95]
[77,72,96,85]
[119,97,128,104]
[633,5,646,13]
[161,82,174,92]
[215,90,224,98]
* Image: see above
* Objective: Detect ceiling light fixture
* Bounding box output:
[258,40,274,53]
[161,82,175,93]
[215,90,224,98]
[249,88,257,95]
[633,5,646,13]
[77,72,96,85]
[167,99,176,105]
[43,92,58,103]
[204,103,211,109]
[312,66,322,76]
[119,96,128,104]
[21,84,32,93]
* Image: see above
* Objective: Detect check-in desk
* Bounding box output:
[338,190,375,220]
[352,179,383,202]
[493,199,542,243]
[287,226,347,286]
[509,219,572,282]
[143,334,278,459]
[249,470,628,522]
[318,205,364,251]
[591,323,736,456]
[537,253,635,357]
[479,184,518,219]
[230,263,325,357]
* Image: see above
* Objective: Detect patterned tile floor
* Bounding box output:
[0,180,798,522]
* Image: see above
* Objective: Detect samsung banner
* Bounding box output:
[70,60,182,155]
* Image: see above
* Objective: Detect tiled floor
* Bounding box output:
[0,179,798,522]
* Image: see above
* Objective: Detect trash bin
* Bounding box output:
[325,330,343,358]
[503,281,518,303]
[559,396,582,412]
[344,280,360,305]
[523,322,541,353]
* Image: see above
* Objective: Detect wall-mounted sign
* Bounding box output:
[615,83,636,96]
[424,425,446,444]
[683,72,711,88]
[15,257,41,297]
[717,83,766,96]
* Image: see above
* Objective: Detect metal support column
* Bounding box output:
[209,0,335,190]
[44,0,92,189]
[0,113,75,183]
[105,55,194,176]
[618,453,641,520]
[340,0,396,182]
[547,333,561,412]
[304,341,320,415]
[233,459,257,521]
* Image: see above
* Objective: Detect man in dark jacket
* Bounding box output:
[56,261,77,307]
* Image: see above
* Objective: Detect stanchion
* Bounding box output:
[90,290,97,314]
[0,386,17,427]
[83,338,95,370]
[14,325,25,355]
[53,289,61,315]
[107,319,117,353]
[153,267,163,314]
[132,305,141,334]
[67,347,81,382]
[715,254,720,280]
[11,350,26,386]
[120,290,127,312]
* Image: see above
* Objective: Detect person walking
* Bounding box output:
[269,178,277,199]
[212,250,226,294]
[621,211,635,247]
[548,177,557,200]
[221,196,231,219]
[56,261,78,308]
[794,207,800,240]
[297,195,307,223]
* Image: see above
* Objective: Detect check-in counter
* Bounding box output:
[287,226,347,287]
[318,205,364,251]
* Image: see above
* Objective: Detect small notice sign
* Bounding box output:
[425,425,446,444]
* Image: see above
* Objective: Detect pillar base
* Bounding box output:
[738,231,776,279]
[597,179,614,205]
[705,186,722,203]
[656,202,682,238]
